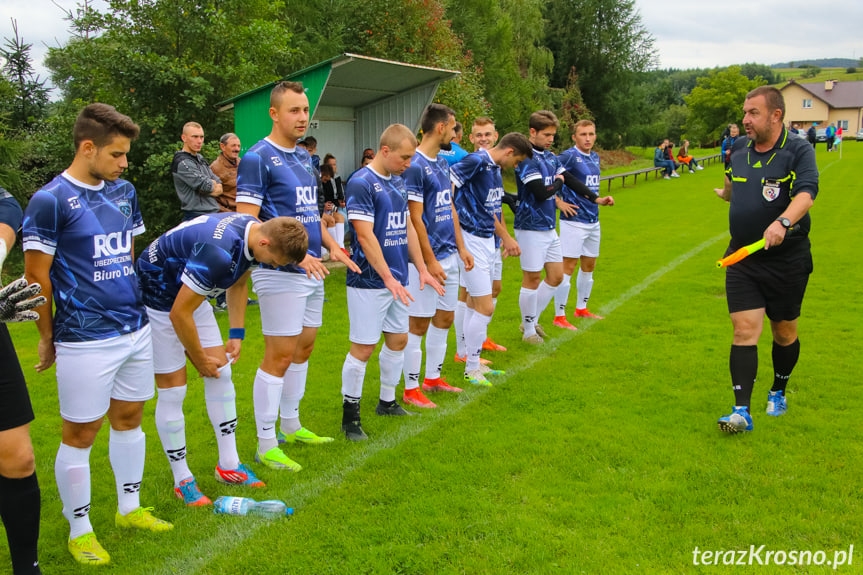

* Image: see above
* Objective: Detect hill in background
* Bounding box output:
[771,58,859,69]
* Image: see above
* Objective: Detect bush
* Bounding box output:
[847,67,857,74]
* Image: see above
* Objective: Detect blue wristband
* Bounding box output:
[228,328,245,340]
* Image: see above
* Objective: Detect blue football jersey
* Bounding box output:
[514,148,565,231]
[403,150,457,259]
[22,172,147,343]
[136,213,257,312]
[451,149,503,239]
[236,138,320,274]
[558,147,601,224]
[345,166,410,290]
[437,142,469,166]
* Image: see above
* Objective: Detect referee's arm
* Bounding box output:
[764,191,814,250]
[714,175,732,202]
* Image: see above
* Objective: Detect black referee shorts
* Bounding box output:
[725,250,813,322]
[0,324,35,432]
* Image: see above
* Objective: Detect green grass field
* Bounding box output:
[2,142,861,574]
[772,67,863,85]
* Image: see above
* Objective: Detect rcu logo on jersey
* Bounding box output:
[387,211,407,230]
[296,185,317,206]
[94,230,133,258]
[435,189,451,207]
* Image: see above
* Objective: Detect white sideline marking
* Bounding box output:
[150,231,728,575]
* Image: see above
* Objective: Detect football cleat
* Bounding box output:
[403,387,437,408]
[519,323,546,338]
[482,337,508,351]
[278,427,334,445]
[766,390,787,417]
[115,507,173,532]
[422,377,463,393]
[375,400,415,416]
[215,463,266,487]
[255,447,302,472]
[342,401,367,441]
[574,308,604,320]
[552,316,578,331]
[453,353,492,366]
[478,364,505,376]
[464,369,492,387]
[68,532,110,565]
[174,477,211,507]
[717,406,753,433]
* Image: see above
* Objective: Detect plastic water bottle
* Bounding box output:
[213,496,294,519]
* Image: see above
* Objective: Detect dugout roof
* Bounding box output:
[216,54,460,171]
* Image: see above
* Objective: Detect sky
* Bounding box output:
[1,0,862,87]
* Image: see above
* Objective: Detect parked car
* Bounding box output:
[816,128,828,142]
[856,128,863,141]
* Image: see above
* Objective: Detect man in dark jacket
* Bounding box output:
[172,122,223,221]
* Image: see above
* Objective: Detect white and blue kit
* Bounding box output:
[557,147,602,258]
[451,149,503,297]
[514,148,564,272]
[403,150,459,316]
[237,138,323,337]
[137,213,257,373]
[345,166,411,343]
[137,213,257,312]
[22,171,153,422]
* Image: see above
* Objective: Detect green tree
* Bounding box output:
[45,0,296,238]
[739,63,777,85]
[543,0,657,146]
[684,66,764,144]
[0,19,49,131]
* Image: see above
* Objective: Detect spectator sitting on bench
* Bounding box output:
[676,140,704,173]
[654,141,680,179]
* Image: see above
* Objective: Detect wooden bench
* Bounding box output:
[598,153,723,192]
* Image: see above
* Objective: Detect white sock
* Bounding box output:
[519,286,538,336]
[280,361,308,435]
[204,364,240,470]
[341,352,367,402]
[154,385,192,487]
[425,325,449,380]
[109,427,145,515]
[55,443,93,539]
[403,332,423,390]
[327,226,337,242]
[378,343,403,402]
[536,280,557,324]
[555,273,572,316]
[253,368,283,452]
[576,269,595,310]
[465,311,492,372]
[335,222,345,246]
[454,300,467,357]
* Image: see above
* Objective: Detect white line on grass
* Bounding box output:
[150,231,728,575]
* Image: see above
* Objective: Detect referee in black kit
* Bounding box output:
[712,86,818,434]
[0,188,46,574]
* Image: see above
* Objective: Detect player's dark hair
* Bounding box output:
[746,85,785,121]
[261,217,309,264]
[323,153,336,166]
[270,81,305,109]
[219,132,239,145]
[73,103,140,150]
[497,132,533,159]
[320,163,334,178]
[299,137,317,150]
[420,103,455,136]
[529,110,559,132]
[453,122,463,136]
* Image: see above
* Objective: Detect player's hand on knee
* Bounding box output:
[385,276,413,305]
[419,269,445,297]
[0,278,47,323]
[196,355,224,379]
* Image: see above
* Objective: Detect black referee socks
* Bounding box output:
[730,345,758,408]
[771,338,800,393]
[0,471,41,574]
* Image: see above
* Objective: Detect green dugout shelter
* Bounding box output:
[216,53,460,175]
